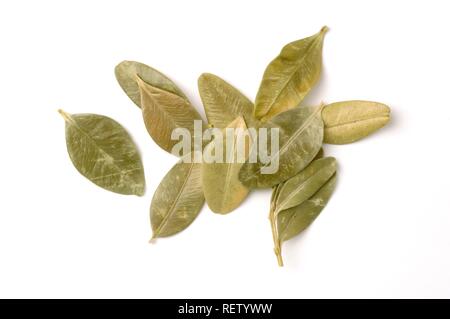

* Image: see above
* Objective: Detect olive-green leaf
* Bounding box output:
[115,60,187,108]
[150,154,204,239]
[322,100,390,144]
[198,73,258,128]
[277,173,336,242]
[274,157,337,215]
[137,76,205,155]
[239,105,324,188]
[254,26,328,121]
[202,117,251,214]
[59,109,145,196]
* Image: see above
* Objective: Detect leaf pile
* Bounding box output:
[59,27,391,266]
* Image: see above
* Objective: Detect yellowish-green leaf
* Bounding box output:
[202,117,251,214]
[239,105,324,188]
[274,157,337,215]
[270,172,336,266]
[115,60,187,108]
[59,109,145,196]
[137,76,205,155]
[198,73,258,128]
[277,173,336,242]
[150,154,204,239]
[322,100,390,144]
[254,26,328,121]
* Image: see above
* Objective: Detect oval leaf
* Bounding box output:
[274,157,337,215]
[115,60,187,108]
[254,26,328,121]
[202,117,251,214]
[150,155,204,238]
[322,100,390,144]
[239,105,324,188]
[198,73,258,128]
[137,76,205,155]
[277,173,337,242]
[59,109,145,196]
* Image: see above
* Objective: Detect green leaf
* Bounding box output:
[239,105,324,188]
[150,155,204,239]
[115,60,187,108]
[322,100,391,144]
[254,26,328,121]
[274,157,337,215]
[198,73,258,128]
[137,76,205,155]
[202,117,251,214]
[59,109,145,196]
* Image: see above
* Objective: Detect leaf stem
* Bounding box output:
[269,208,284,267]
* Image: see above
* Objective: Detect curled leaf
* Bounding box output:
[150,154,204,239]
[254,27,328,121]
[322,100,390,144]
[202,117,251,214]
[59,109,145,196]
[198,73,258,128]
[137,76,205,155]
[239,105,324,189]
[115,60,187,108]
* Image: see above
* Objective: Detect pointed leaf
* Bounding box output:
[151,155,204,238]
[239,105,324,188]
[202,117,251,214]
[254,26,328,121]
[137,76,205,155]
[322,100,391,144]
[274,157,337,215]
[115,60,187,108]
[277,173,336,242]
[198,73,258,128]
[59,109,145,196]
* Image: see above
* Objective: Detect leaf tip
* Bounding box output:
[58,109,73,123]
[135,187,145,197]
[198,73,216,87]
[149,236,157,244]
[320,26,329,34]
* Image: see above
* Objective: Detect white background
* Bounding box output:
[0,0,449,298]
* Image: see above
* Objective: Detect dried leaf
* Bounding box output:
[274,157,337,215]
[270,172,337,266]
[59,109,145,196]
[150,154,204,238]
[239,105,324,188]
[254,27,328,121]
[202,117,251,214]
[277,173,337,242]
[115,60,187,108]
[137,76,205,155]
[198,73,258,128]
[322,100,390,144]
